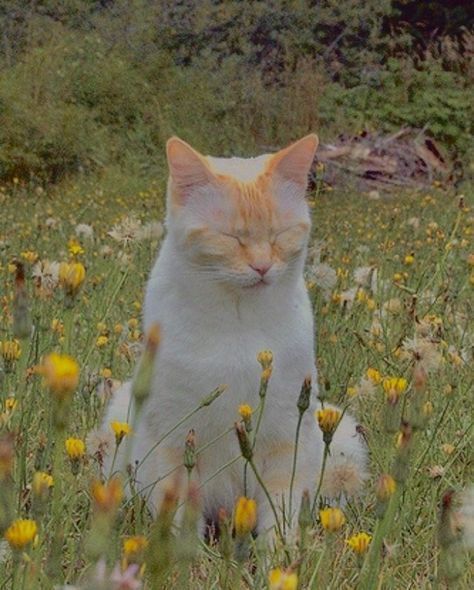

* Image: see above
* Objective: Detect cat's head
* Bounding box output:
[165,134,318,289]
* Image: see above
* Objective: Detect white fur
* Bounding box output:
[103,153,367,537]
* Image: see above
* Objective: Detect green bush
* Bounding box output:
[0,27,164,182]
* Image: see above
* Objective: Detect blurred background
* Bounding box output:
[0,0,472,193]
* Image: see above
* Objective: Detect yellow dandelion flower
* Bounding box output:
[0,340,21,362]
[51,319,64,335]
[20,251,39,264]
[91,477,123,513]
[123,535,148,561]
[382,377,407,404]
[315,408,341,435]
[110,421,132,444]
[441,443,455,456]
[0,436,14,479]
[65,437,86,459]
[376,474,396,502]
[257,350,273,368]
[127,318,139,330]
[68,240,85,257]
[39,353,79,399]
[101,368,112,379]
[346,531,372,554]
[32,471,54,498]
[268,568,298,590]
[59,261,86,297]
[238,404,253,421]
[319,507,346,532]
[234,496,257,537]
[96,335,109,348]
[5,519,38,550]
[346,386,358,397]
[366,368,382,384]
[404,254,415,265]
[5,397,17,412]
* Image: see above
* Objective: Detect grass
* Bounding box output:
[0,176,472,589]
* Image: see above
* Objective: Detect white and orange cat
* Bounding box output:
[104,134,367,536]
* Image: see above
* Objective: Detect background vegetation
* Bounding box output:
[0,0,472,187]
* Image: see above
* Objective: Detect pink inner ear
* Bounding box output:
[167,137,215,201]
[270,134,319,188]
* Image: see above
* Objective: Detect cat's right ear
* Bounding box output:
[166,137,216,205]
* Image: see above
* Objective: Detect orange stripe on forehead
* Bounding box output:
[220,175,275,225]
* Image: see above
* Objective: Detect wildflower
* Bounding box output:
[110,421,132,445]
[401,337,442,373]
[4,519,37,550]
[65,437,86,460]
[0,435,14,480]
[51,319,64,335]
[297,376,312,414]
[382,377,407,405]
[315,407,341,443]
[268,568,298,590]
[311,262,337,297]
[235,421,253,460]
[441,443,455,456]
[404,254,415,265]
[257,349,273,369]
[32,471,53,500]
[184,429,196,475]
[347,386,358,397]
[376,474,396,502]
[123,535,148,562]
[58,261,86,298]
[132,324,160,405]
[346,532,372,554]
[91,478,123,513]
[108,216,142,245]
[0,340,21,363]
[86,429,114,467]
[321,457,367,499]
[366,368,382,384]
[68,239,85,257]
[238,404,253,422]
[39,353,79,399]
[5,397,17,413]
[234,496,257,537]
[75,223,94,240]
[96,335,109,348]
[21,250,38,264]
[319,507,346,532]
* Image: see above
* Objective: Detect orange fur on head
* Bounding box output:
[166,135,318,287]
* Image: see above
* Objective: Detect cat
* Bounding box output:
[103,134,367,537]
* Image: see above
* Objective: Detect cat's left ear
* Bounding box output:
[267,134,319,190]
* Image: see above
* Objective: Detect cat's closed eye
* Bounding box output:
[221,232,244,246]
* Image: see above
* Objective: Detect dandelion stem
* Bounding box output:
[288,412,304,525]
[311,443,330,517]
[248,458,284,543]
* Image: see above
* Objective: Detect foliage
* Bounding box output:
[0,1,471,183]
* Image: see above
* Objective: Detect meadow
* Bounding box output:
[0,175,472,589]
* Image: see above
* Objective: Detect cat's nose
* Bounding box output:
[250,263,272,277]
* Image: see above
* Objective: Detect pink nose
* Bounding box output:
[250,263,271,277]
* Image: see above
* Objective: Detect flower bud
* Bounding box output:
[234,496,257,537]
[235,421,253,461]
[297,376,312,415]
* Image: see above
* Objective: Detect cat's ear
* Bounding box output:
[267,134,319,190]
[166,137,216,204]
